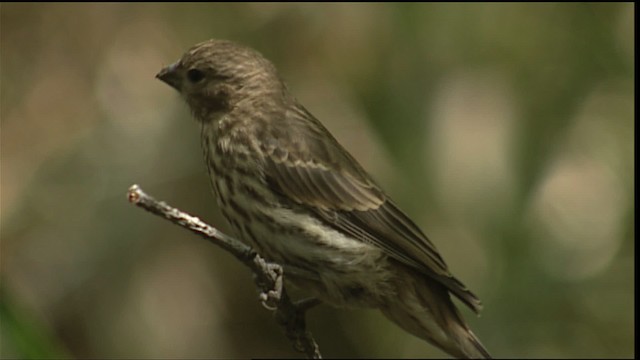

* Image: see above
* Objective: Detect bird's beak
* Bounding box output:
[156,62,181,91]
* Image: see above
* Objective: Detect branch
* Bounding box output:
[127,184,322,359]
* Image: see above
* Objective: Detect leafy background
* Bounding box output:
[1,3,634,358]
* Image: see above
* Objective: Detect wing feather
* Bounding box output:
[263,104,482,313]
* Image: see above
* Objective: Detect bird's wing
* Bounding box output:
[262,104,482,313]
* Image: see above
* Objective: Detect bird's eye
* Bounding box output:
[187,69,205,83]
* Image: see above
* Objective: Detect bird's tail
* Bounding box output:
[379,267,491,359]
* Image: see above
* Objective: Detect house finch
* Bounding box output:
[156,39,490,359]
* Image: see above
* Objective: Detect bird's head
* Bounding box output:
[156,39,283,122]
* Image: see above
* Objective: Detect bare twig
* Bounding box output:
[127,184,322,359]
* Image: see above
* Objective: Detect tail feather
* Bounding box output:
[380,267,490,359]
[461,328,492,359]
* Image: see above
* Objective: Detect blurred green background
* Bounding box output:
[0,3,634,359]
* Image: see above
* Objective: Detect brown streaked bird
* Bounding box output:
[156,39,490,359]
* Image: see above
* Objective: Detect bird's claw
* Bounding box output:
[253,258,284,310]
[259,289,281,310]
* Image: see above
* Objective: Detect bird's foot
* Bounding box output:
[252,257,283,310]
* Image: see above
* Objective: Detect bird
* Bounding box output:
[156,39,490,359]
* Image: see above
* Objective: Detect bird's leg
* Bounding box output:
[253,256,323,311]
[249,255,322,357]
[251,256,283,310]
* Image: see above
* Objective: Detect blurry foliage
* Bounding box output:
[0,3,634,359]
